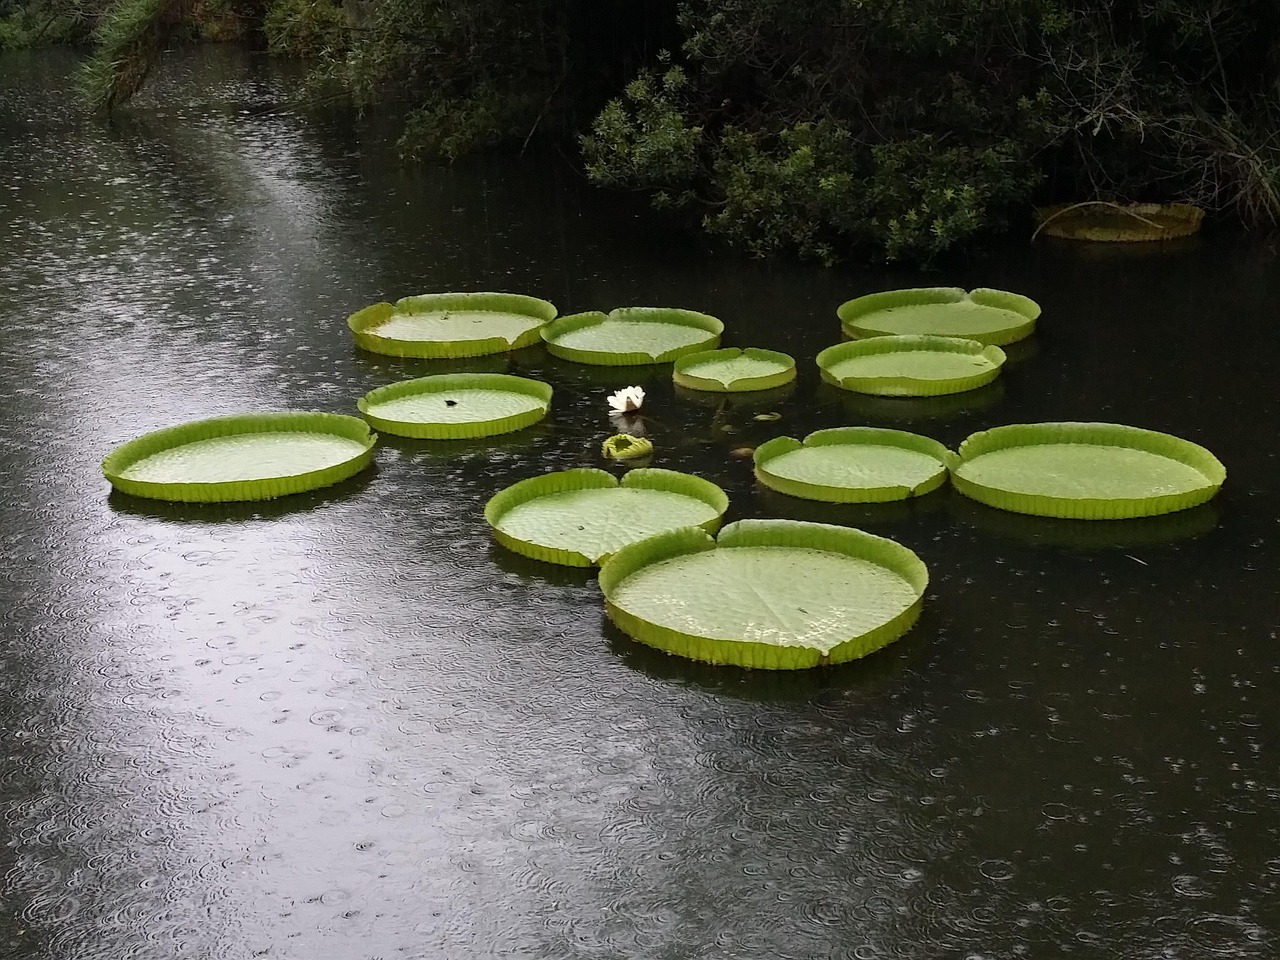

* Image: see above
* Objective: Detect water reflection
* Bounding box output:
[816,379,1007,424]
[949,494,1221,549]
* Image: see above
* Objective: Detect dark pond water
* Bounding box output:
[2,45,1279,960]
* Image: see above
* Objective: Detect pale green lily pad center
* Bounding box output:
[862,301,1026,338]
[373,309,542,343]
[365,388,544,424]
[684,355,788,385]
[554,320,710,355]
[828,351,997,380]
[955,444,1211,499]
[609,546,919,654]
[119,433,369,484]
[766,445,944,491]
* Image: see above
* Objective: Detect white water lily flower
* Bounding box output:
[607,385,645,413]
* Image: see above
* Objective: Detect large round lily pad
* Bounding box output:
[357,373,551,439]
[754,427,954,503]
[1034,202,1204,242]
[672,347,796,392]
[102,412,376,502]
[599,519,928,669]
[817,335,1006,396]
[485,467,729,566]
[541,307,723,365]
[348,292,557,358]
[838,287,1040,346]
[953,422,1226,519]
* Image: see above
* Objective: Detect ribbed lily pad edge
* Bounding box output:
[541,307,724,365]
[754,427,956,503]
[484,467,730,566]
[953,422,1227,519]
[837,287,1041,346]
[1035,203,1204,242]
[672,347,797,392]
[102,412,377,503]
[357,373,552,439]
[816,336,1006,397]
[599,519,928,669]
[347,292,557,358]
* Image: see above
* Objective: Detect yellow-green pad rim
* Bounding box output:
[102,412,376,503]
[754,427,956,503]
[837,287,1041,346]
[599,519,929,670]
[672,347,797,392]
[357,373,552,439]
[817,335,1006,396]
[540,307,724,365]
[347,291,557,358]
[1034,202,1204,242]
[953,422,1226,519]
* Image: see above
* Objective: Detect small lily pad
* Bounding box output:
[348,292,557,358]
[485,468,729,566]
[602,434,653,460]
[599,519,928,669]
[672,347,796,392]
[754,427,955,503]
[357,373,552,439]
[541,307,723,365]
[838,287,1040,346]
[817,335,1006,396]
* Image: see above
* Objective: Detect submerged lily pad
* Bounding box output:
[348,292,557,358]
[357,373,551,439]
[838,288,1040,346]
[818,335,1006,396]
[102,412,376,503]
[754,427,954,503]
[672,347,796,392]
[599,519,928,669]
[541,307,723,365]
[1034,202,1204,242]
[953,422,1226,519]
[485,467,728,566]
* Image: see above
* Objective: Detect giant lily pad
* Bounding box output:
[672,347,796,392]
[348,292,557,358]
[357,373,551,439]
[754,427,954,503]
[1034,202,1204,242]
[817,335,1006,396]
[541,307,723,365]
[953,422,1226,519]
[838,288,1040,346]
[599,519,928,669]
[485,467,729,566]
[102,412,376,503]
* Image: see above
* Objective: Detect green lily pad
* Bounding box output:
[357,373,552,439]
[541,307,723,365]
[754,427,955,503]
[817,335,1006,396]
[348,292,557,358]
[953,422,1226,519]
[485,467,729,566]
[602,434,654,460]
[838,287,1040,346]
[102,412,376,503]
[672,347,797,392]
[1034,202,1204,242]
[599,519,928,669]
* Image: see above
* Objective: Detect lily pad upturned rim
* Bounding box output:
[599,519,928,670]
[817,335,1007,397]
[540,306,724,365]
[347,291,558,358]
[837,287,1041,346]
[672,346,798,392]
[754,426,956,503]
[101,411,377,503]
[1034,202,1205,242]
[953,422,1226,520]
[356,373,552,439]
[484,467,729,567]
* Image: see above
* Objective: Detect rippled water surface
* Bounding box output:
[2,46,1279,960]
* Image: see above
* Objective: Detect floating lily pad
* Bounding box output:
[953,422,1226,519]
[817,335,1006,396]
[485,467,729,566]
[541,307,723,365]
[754,427,954,503]
[348,292,557,358]
[838,287,1040,346]
[1034,202,1204,242]
[102,412,376,503]
[672,347,797,392]
[357,373,551,439]
[599,519,928,669]
[602,434,654,460]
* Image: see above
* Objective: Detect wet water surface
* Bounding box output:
[2,47,1279,960]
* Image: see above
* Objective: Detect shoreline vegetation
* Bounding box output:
[4,0,1278,264]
